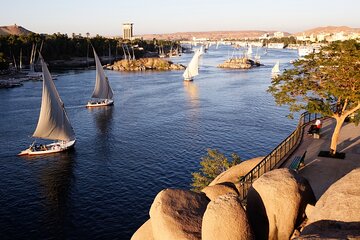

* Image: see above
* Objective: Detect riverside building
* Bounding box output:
[123,23,134,40]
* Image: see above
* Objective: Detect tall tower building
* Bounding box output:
[123,23,133,40]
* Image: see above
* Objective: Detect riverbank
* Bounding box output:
[0,71,29,88]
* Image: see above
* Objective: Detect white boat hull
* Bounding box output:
[18,140,76,156]
[86,99,114,108]
[184,77,193,82]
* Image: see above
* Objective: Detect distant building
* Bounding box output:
[330,31,346,42]
[123,23,133,40]
[259,33,270,40]
[273,31,284,38]
[316,33,330,42]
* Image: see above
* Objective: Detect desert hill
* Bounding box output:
[140,30,291,40]
[0,24,33,36]
[295,26,360,36]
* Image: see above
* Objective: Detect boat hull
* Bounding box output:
[18,139,76,156]
[183,77,193,82]
[86,99,114,108]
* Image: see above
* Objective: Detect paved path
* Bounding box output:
[283,118,360,200]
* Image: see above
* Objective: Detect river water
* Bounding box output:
[0,46,299,239]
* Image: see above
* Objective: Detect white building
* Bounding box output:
[273,31,284,38]
[123,23,134,40]
[316,33,330,42]
[296,34,308,41]
[331,32,347,42]
[259,33,270,40]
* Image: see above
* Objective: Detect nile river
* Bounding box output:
[0,46,298,239]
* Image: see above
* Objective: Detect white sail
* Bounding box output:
[91,48,114,100]
[19,48,23,70]
[32,56,75,141]
[272,61,280,74]
[29,43,35,72]
[183,49,202,80]
[247,45,253,58]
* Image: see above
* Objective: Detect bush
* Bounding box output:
[191,149,242,192]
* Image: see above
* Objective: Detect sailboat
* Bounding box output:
[19,55,76,156]
[272,61,280,75]
[183,48,203,81]
[86,47,114,107]
[247,45,253,58]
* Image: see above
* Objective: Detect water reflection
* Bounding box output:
[183,81,199,108]
[88,106,114,135]
[38,152,75,238]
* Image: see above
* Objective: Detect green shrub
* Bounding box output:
[191,149,242,192]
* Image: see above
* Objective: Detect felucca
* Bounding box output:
[183,48,203,81]
[86,47,114,107]
[272,61,280,74]
[19,55,76,156]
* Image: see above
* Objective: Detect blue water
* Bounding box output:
[0,46,299,239]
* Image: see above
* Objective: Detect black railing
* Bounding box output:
[238,111,320,201]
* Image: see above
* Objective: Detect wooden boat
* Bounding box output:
[183,47,203,81]
[86,47,114,107]
[19,55,76,156]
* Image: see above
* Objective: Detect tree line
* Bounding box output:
[0,33,177,70]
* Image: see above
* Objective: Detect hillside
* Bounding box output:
[294,26,360,36]
[140,30,291,40]
[0,24,33,36]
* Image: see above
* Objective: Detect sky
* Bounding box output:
[1,0,359,36]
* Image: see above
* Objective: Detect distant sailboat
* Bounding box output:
[254,47,260,63]
[19,55,76,156]
[27,43,42,80]
[272,61,280,75]
[159,45,166,58]
[86,47,114,107]
[247,45,253,58]
[183,48,202,81]
[19,48,23,70]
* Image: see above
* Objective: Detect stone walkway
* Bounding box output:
[282,118,360,200]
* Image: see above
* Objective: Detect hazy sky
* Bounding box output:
[1,0,359,36]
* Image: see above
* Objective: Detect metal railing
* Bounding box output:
[238,111,321,201]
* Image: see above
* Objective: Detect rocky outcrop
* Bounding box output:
[131,219,154,240]
[149,189,209,240]
[201,183,239,201]
[218,58,260,69]
[246,169,315,240]
[300,168,360,239]
[202,194,254,240]
[209,157,263,197]
[210,157,263,186]
[108,58,185,71]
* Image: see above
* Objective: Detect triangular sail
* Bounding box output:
[183,49,202,79]
[33,56,75,141]
[247,45,253,58]
[272,61,280,73]
[91,48,114,100]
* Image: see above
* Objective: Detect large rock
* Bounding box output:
[246,168,315,240]
[201,183,239,201]
[149,189,209,240]
[202,194,254,240]
[300,168,360,239]
[131,219,154,240]
[111,58,185,71]
[218,58,260,69]
[209,157,263,186]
